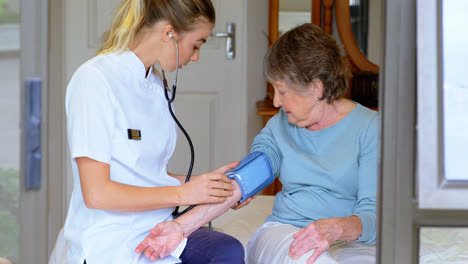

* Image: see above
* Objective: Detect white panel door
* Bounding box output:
[63,0,255,197]
[167,0,247,175]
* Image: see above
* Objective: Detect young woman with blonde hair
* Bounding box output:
[63,0,245,263]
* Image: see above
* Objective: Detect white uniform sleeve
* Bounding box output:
[65,64,115,164]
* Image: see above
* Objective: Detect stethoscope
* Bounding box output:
[162,33,196,218]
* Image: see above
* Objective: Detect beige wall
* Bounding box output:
[280,0,311,12]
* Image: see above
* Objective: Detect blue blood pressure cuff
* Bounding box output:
[225,151,275,202]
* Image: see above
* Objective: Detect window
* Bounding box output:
[0,0,20,262]
[0,0,20,51]
[417,0,468,209]
[442,0,468,181]
[379,1,468,263]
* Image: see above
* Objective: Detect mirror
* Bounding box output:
[272,0,381,73]
[349,0,383,69]
[349,0,369,56]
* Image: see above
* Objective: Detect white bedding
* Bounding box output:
[419,227,468,264]
[211,195,275,249]
[50,196,468,263]
[212,196,468,263]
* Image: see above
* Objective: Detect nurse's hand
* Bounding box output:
[135,221,184,261]
[179,161,239,205]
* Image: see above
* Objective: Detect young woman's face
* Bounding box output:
[272,80,323,127]
[166,21,214,72]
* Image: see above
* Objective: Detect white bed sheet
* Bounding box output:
[212,196,468,263]
[50,196,468,263]
[419,227,468,264]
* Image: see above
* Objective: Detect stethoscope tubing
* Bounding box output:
[162,37,196,217]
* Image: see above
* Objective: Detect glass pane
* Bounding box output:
[278,0,311,36]
[419,227,468,263]
[0,0,20,24]
[443,0,468,181]
[0,0,20,263]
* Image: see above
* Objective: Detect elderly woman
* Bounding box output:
[136,23,377,264]
[246,23,377,264]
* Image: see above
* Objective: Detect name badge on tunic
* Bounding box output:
[127,129,141,140]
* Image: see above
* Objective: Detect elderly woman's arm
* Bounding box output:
[352,114,378,244]
[250,115,283,177]
[135,179,243,260]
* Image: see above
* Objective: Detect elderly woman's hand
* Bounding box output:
[231,195,257,210]
[135,221,184,261]
[288,218,342,264]
[288,216,362,263]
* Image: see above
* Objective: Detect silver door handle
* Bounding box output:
[25,78,41,189]
[211,22,235,60]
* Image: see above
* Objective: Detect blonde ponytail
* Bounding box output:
[97,0,145,55]
[97,0,216,55]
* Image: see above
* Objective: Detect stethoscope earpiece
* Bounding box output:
[162,33,179,103]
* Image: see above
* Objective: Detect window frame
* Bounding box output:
[378,0,468,263]
[417,0,468,210]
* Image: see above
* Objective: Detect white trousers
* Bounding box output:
[247,222,376,264]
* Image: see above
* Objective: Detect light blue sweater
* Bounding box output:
[251,103,378,244]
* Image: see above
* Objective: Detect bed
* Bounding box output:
[49,195,468,263]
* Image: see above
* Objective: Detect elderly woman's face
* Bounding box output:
[272,81,321,127]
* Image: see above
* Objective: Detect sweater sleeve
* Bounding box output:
[250,115,283,177]
[353,114,378,244]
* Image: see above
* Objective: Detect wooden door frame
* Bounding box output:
[47,0,68,259]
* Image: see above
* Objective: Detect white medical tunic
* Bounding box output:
[64,50,187,264]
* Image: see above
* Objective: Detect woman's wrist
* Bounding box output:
[340,215,362,241]
[323,216,362,242]
[171,220,185,238]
